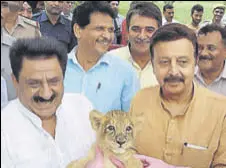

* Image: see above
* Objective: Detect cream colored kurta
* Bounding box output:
[130,84,226,168]
[108,46,158,89]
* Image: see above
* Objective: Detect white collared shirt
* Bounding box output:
[194,61,226,96]
[1,93,96,168]
[108,45,159,89]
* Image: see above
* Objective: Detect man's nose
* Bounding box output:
[39,83,53,100]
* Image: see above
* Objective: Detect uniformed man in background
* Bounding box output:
[1,1,41,38]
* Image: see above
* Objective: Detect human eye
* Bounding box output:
[177,59,188,66]
[48,77,61,86]
[207,45,216,51]
[27,80,41,88]
[159,59,170,65]
[131,26,141,33]
[95,26,105,32]
[145,27,155,33]
[108,27,114,33]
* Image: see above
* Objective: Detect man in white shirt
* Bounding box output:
[1,38,95,168]
[162,4,179,25]
[108,2,161,89]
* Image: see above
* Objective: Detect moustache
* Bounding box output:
[135,38,150,44]
[97,38,111,44]
[33,94,56,103]
[199,55,214,61]
[164,76,184,83]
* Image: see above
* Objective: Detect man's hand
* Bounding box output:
[134,154,190,168]
[85,146,125,168]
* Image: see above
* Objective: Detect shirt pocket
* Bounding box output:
[181,144,213,168]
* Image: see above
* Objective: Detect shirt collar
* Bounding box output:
[40,11,66,25]
[158,82,197,117]
[69,46,111,67]
[16,98,63,128]
[195,60,226,80]
[1,32,16,46]
[17,16,27,27]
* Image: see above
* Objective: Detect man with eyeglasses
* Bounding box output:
[201,4,226,28]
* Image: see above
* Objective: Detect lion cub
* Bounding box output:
[67,110,143,168]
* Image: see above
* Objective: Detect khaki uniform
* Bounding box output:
[2,15,41,38]
[130,83,226,168]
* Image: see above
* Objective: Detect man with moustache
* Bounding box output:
[195,24,226,96]
[108,2,161,89]
[1,38,96,168]
[64,1,139,113]
[186,4,204,33]
[33,1,76,53]
[130,23,226,167]
[1,1,41,38]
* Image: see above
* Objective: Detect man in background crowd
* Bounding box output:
[186,4,204,33]
[109,2,161,89]
[18,1,33,19]
[162,4,179,25]
[1,1,41,38]
[64,1,139,113]
[201,4,226,28]
[62,1,74,21]
[108,1,125,44]
[33,1,77,53]
[195,24,226,96]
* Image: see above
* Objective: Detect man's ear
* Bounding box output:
[73,23,82,39]
[11,74,18,89]
[90,110,104,131]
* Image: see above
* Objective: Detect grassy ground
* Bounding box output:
[119,1,225,25]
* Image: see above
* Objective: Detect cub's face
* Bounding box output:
[90,110,143,154]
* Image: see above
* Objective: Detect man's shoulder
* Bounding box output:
[62,93,93,113]
[197,85,226,106]
[105,53,135,72]
[1,100,23,128]
[108,46,129,57]
[32,11,44,21]
[133,86,160,101]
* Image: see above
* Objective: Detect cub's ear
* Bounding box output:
[132,113,144,134]
[90,110,104,131]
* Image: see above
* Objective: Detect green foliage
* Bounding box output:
[119,1,225,25]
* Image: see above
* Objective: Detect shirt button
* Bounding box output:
[165,151,172,156]
[167,137,172,142]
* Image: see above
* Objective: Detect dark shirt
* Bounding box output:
[33,11,77,53]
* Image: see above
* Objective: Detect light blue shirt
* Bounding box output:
[64,47,140,113]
